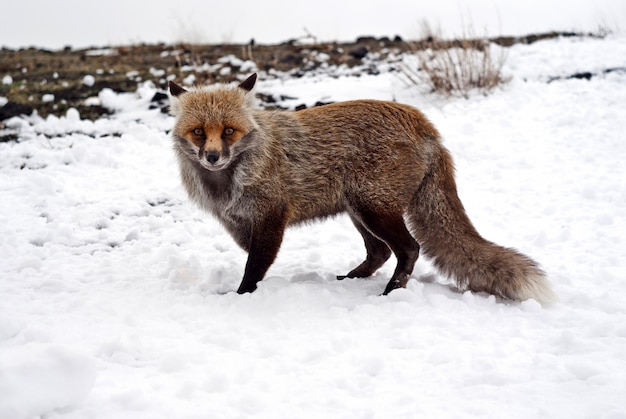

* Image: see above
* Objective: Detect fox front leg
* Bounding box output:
[236,208,288,294]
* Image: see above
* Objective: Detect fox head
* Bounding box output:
[169,73,259,171]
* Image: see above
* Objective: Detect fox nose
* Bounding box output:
[206,152,220,164]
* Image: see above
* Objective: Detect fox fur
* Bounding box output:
[168,73,556,304]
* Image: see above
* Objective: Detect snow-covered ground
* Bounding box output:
[1,35,626,418]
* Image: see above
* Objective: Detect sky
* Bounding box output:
[1,0,625,49]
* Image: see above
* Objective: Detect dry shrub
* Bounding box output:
[402,28,509,98]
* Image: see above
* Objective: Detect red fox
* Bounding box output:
[168,73,555,304]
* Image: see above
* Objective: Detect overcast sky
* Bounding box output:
[1,0,624,49]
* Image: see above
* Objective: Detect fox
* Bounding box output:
[168,73,556,304]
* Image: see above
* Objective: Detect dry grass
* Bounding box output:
[402,27,510,98]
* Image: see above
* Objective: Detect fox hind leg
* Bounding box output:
[345,206,420,295]
[337,216,392,280]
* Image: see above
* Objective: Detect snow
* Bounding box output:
[83,75,96,87]
[0,344,96,418]
[1,35,626,418]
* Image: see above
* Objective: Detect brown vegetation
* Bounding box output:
[401,37,509,98]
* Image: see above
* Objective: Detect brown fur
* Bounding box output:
[168,74,556,304]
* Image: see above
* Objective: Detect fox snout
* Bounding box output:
[205,150,220,164]
[198,147,227,170]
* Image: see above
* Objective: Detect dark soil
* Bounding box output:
[0,31,583,123]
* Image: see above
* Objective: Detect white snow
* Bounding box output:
[83,75,96,87]
[0,344,96,418]
[1,35,626,419]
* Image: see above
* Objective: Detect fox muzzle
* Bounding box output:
[206,151,220,164]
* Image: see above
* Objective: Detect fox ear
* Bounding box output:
[169,81,187,97]
[238,73,257,92]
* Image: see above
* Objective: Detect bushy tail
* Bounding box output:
[408,146,556,305]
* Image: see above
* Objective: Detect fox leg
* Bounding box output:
[337,216,392,280]
[349,207,420,295]
[236,207,288,294]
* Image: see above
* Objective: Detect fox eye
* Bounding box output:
[223,127,235,136]
[192,128,204,137]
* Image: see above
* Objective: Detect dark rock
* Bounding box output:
[279,54,303,65]
[349,46,368,60]
[0,102,34,120]
[356,36,377,43]
[149,91,170,113]
[0,132,19,142]
[151,91,168,103]
[567,72,593,81]
[256,93,276,104]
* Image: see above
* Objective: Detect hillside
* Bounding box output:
[1,31,581,125]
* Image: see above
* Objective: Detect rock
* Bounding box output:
[349,46,368,60]
[0,102,34,120]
